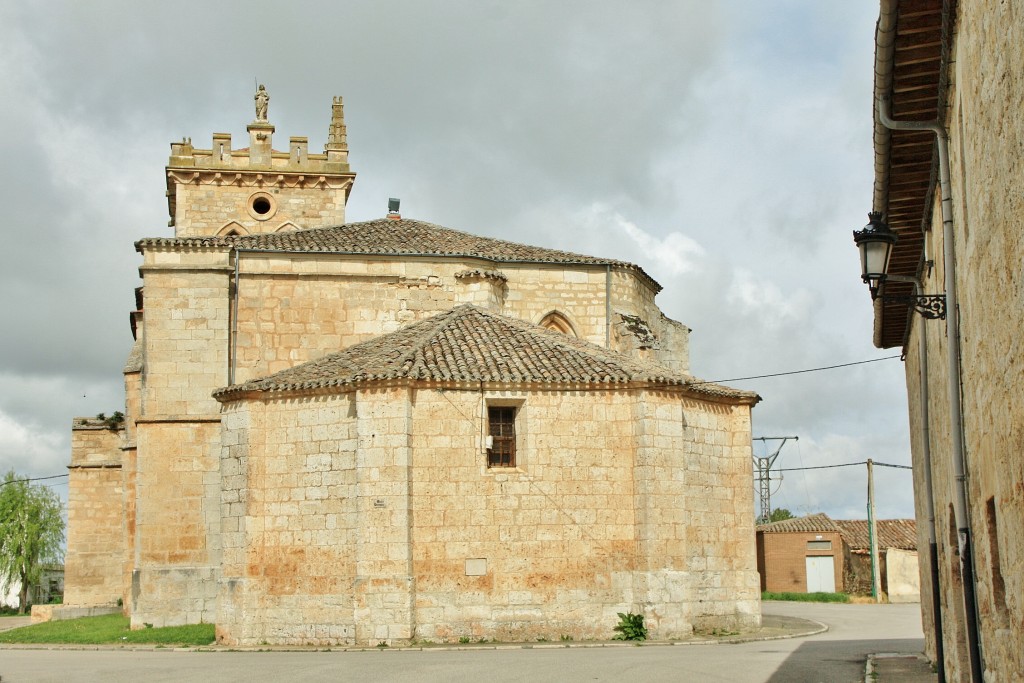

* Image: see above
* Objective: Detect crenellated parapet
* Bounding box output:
[166,90,356,237]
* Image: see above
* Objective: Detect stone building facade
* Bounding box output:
[63,92,762,645]
[863,1,1024,679]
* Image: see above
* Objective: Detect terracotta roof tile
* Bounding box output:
[137,217,661,292]
[214,304,758,403]
[834,519,918,551]
[757,513,840,534]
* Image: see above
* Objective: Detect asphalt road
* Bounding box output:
[0,602,924,683]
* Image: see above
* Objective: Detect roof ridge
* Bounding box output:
[135,217,663,293]
[399,305,474,379]
[757,512,839,533]
[213,304,759,403]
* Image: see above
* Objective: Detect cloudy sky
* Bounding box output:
[0,1,914,521]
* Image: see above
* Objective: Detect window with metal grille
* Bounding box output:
[487,406,516,467]
[806,540,832,551]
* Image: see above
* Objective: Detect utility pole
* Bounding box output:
[867,458,882,602]
[752,436,798,524]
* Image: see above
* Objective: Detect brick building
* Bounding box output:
[756,514,844,594]
[60,91,763,645]
[756,515,919,600]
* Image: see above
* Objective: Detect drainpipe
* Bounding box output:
[605,265,612,348]
[230,249,241,386]
[886,275,945,683]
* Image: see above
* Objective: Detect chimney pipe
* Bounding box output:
[387,197,401,220]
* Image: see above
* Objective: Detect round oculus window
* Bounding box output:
[247,192,277,221]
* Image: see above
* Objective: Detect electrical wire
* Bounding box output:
[0,474,70,488]
[690,355,902,385]
[774,461,911,472]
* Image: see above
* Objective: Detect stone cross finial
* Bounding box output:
[254,84,269,122]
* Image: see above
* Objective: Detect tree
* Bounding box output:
[768,508,795,523]
[0,471,65,614]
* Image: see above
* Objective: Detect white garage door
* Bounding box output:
[805,556,835,593]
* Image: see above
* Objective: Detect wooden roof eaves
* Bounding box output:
[870,0,951,349]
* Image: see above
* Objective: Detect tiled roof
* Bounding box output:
[757,513,840,534]
[137,217,661,292]
[214,304,758,403]
[834,518,918,551]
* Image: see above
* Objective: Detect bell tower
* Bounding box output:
[165,88,356,238]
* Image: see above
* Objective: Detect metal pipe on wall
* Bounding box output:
[887,274,945,682]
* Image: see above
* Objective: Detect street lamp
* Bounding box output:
[853,211,897,298]
[853,212,946,319]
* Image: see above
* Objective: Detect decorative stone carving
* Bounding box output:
[454,269,508,283]
[615,313,659,350]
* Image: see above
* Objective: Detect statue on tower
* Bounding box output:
[254,84,269,122]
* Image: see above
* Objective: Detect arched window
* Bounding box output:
[538,311,576,336]
[216,221,249,237]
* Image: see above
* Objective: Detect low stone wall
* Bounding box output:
[31,604,121,623]
[885,549,920,604]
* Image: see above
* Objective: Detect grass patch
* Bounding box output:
[0,614,215,646]
[762,591,849,603]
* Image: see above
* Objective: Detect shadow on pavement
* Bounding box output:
[767,638,925,682]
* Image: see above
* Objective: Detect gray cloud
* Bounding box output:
[0,1,911,520]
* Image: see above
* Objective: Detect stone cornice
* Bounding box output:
[135,416,223,424]
[138,264,234,273]
[166,168,354,191]
[215,376,759,407]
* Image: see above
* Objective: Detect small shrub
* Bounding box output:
[559,634,573,641]
[376,640,388,648]
[458,636,470,644]
[612,612,647,641]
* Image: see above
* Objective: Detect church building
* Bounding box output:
[61,91,762,645]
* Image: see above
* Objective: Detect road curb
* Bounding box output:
[865,652,935,683]
[0,618,828,654]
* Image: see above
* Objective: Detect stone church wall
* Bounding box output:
[214,385,757,646]
[632,392,760,631]
[171,184,349,238]
[408,387,639,642]
[131,420,221,627]
[127,244,692,630]
[218,395,361,645]
[231,253,686,385]
[64,424,124,607]
[128,254,232,627]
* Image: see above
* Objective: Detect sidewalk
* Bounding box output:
[0,616,32,633]
[867,652,938,682]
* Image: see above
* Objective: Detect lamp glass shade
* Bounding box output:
[858,236,894,281]
[853,212,898,293]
